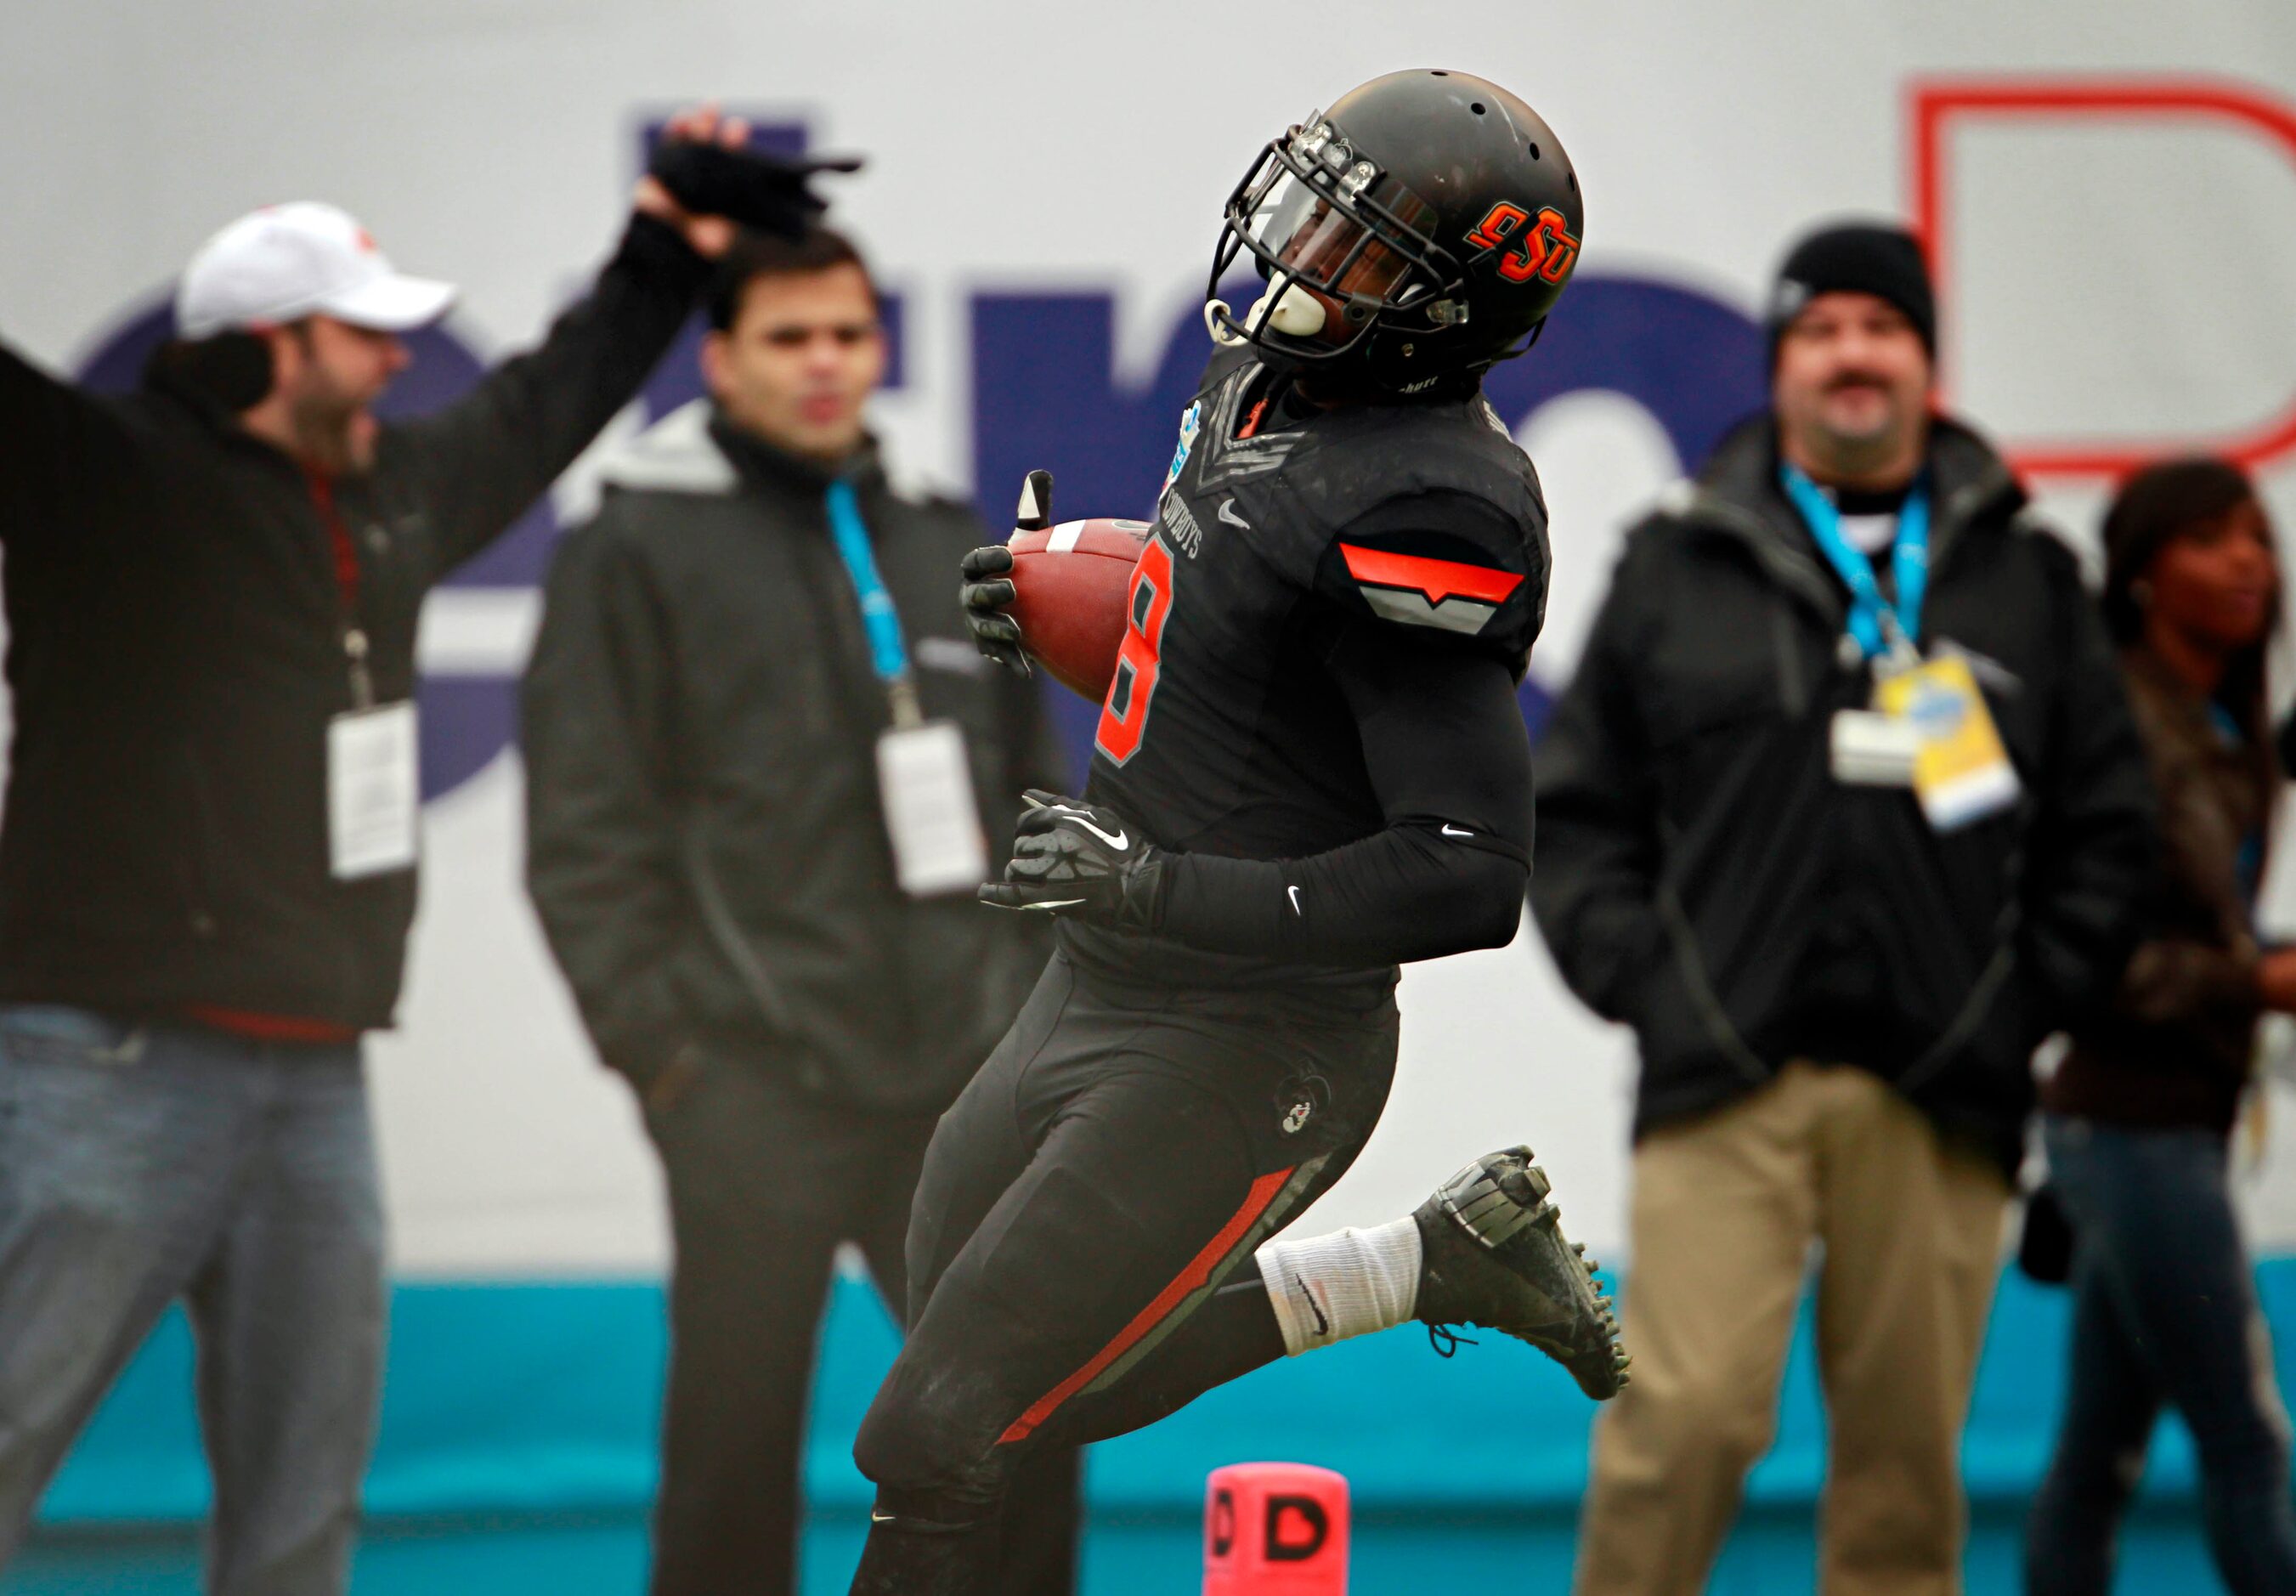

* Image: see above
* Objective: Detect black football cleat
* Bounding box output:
[1413,1146,1631,1401]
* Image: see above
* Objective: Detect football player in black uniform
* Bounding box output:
[849,70,1622,1593]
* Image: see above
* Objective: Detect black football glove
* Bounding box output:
[978,791,1169,928]
[959,469,1058,676]
[959,544,1029,676]
[646,140,863,241]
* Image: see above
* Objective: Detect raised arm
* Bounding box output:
[390,106,853,581]
[0,337,143,550]
[386,214,710,582]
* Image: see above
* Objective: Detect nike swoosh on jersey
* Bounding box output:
[1219,498,1252,529]
[1441,824,1474,838]
[1339,543,1524,637]
[1287,884,1304,916]
[1056,813,1130,851]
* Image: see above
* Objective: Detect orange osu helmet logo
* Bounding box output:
[1465,202,1580,287]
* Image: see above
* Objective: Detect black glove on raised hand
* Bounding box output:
[646,140,863,241]
[979,791,1170,928]
[959,545,1029,676]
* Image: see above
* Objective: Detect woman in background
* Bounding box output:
[2027,458,2296,1595]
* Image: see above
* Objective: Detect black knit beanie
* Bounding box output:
[1767,221,1936,363]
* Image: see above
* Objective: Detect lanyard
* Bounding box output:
[1780,462,1930,668]
[823,478,922,727]
[306,470,375,709]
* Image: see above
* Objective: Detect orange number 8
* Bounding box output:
[1094,535,1177,766]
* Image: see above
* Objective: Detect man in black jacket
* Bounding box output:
[1534,222,2154,1596]
[521,227,1077,1596]
[0,108,800,1595]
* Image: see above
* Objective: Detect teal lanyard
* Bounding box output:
[1780,463,1930,665]
[823,478,920,724]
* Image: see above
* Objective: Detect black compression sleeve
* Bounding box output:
[1155,623,1534,965]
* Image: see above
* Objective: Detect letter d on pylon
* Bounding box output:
[1203,1462,1349,1593]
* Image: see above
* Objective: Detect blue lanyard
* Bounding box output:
[1780,463,1930,665]
[823,478,913,688]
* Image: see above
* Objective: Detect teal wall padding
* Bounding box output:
[10,1263,2289,1593]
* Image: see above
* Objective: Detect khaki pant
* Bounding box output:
[1573,1062,2011,1596]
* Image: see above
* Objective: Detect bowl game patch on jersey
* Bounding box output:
[1162,400,1202,498]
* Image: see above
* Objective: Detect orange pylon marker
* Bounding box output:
[1203,1462,1349,1593]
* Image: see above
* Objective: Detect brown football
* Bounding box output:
[1005,518,1152,700]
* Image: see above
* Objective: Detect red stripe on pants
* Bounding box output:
[997,1165,1296,1445]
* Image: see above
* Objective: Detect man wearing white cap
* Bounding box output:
[172,199,462,475]
[0,105,845,1593]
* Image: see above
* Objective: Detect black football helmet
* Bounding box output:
[1207,69,1584,393]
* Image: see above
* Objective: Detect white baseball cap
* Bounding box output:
[175,201,457,339]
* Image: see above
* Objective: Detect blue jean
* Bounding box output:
[0,1006,385,1595]
[2027,1116,2296,1595]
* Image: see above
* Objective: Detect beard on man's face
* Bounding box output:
[290,386,373,476]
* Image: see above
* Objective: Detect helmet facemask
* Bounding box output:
[1207,115,1465,376]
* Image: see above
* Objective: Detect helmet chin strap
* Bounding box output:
[1204,282,1329,348]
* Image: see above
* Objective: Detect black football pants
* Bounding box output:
[849,954,1399,1593]
[642,1055,1080,1596]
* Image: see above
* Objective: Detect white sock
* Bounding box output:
[1253,1215,1422,1357]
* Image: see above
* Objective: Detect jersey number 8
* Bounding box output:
[1094,535,1177,766]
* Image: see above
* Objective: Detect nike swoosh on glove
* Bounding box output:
[959,545,1030,676]
[978,790,1169,927]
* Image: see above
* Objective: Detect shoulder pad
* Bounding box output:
[1219,397,1547,583]
[1310,486,1550,664]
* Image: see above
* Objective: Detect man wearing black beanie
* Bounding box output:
[1767,221,1937,363]
[1535,219,2155,1595]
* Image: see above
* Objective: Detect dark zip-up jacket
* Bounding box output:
[0,216,709,1031]
[521,404,1065,1112]
[2049,649,2276,1136]
[1531,415,2154,1173]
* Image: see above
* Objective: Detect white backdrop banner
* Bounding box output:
[5,1,2296,1276]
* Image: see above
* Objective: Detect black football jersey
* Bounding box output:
[1060,349,1551,998]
